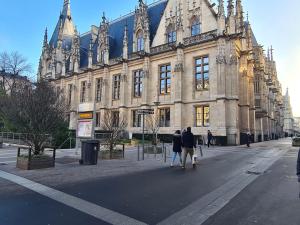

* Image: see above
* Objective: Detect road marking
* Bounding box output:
[0,156,16,159]
[0,161,16,164]
[0,170,147,225]
[157,149,288,225]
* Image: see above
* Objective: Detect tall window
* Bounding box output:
[160,64,171,95]
[96,112,101,127]
[254,77,260,94]
[137,31,144,52]
[195,56,209,90]
[67,84,72,105]
[255,99,261,108]
[95,78,103,102]
[132,110,142,127]
[191,17,201,36]
[80,81,87,103]
[113,75,121,100]
[133,70,143,97]
[112,111,119,127]
[159,108,170,127]
[167,24,176,43]
[196,106,210,127]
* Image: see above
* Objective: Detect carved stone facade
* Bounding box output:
[38,0,285,145]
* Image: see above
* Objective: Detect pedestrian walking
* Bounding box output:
[182,127,196,169]
[247,132,251,147]
[297,148,300,198]
[171,130,183,167]
[207,130,213,148]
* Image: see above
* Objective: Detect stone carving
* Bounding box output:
[174,63,184,72]
[183,30,217,46]
[216,55,226,64]
[229,55,238,65]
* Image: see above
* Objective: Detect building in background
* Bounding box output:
[38,0,285,145]
[283,88,295,137]
[0,70,31,95]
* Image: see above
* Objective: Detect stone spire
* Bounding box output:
[270,45,274,61]
[235,0,244,33]
[217,0,226,35]
[123,24,128,60]
[226,0,235,34]
[43,28,48,48]
[49,0,75,47]
[72,27,80,73]
[218,0,225,18]
[227,0,234,17]
[64,0,71,19]
[88,37,93,69]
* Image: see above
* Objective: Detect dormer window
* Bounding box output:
[99,48,105,64]
[166,24,176,43]
[137,31,144,52]
[191,17,201,36]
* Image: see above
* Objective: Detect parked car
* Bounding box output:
[292,137,300,147]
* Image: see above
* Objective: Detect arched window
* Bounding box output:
[191,17,201,36]
[166,24,176,43]
[137,31,144,52]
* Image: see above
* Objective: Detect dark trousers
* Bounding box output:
[207,139,212,148]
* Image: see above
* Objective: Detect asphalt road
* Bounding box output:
[0,141,299,225]
[202,149,300,225]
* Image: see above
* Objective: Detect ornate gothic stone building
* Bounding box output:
[38,0,284,145]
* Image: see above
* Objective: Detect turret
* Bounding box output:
[226,0,235,34]
[217,0,226,35]
[235,0,244,33]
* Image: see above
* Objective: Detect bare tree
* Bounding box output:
[0,81,69,154]
[145,114,160,145]
[101,110,127,157]
[0,51,33,94]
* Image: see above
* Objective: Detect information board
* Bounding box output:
[77,120,93,138]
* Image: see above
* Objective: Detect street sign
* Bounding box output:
[78,112,93,120]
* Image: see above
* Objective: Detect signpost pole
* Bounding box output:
[142,113,145,161]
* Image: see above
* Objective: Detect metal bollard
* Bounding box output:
[137,145,140,161]
[199,145,203,157]
[164,146,167,163]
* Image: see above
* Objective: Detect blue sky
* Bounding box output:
[0,0,299,116]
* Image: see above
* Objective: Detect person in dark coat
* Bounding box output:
[182,127,196,169]
[297,149,300,182]
[247,132,251,147]
[171,130,183,167]
[207,130,213,148]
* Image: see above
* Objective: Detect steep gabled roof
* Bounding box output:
[245,21,258,47]
[79,0,168,68]
[49,0,75,47]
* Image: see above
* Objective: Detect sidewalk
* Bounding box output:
[0,139,290,189]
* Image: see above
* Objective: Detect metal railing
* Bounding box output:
[0,132,52,146]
